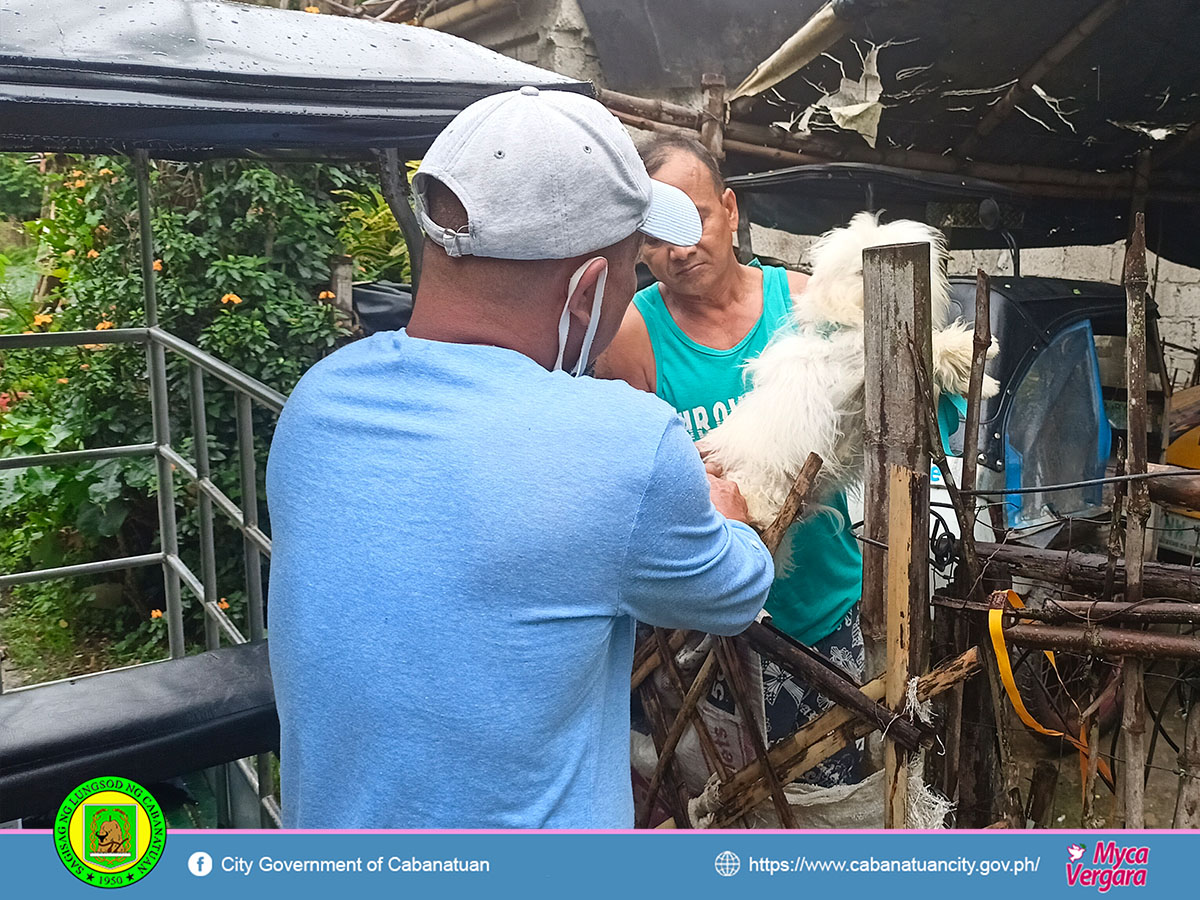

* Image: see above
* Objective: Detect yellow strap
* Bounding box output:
[988,591,1114,793]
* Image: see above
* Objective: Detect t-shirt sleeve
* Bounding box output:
[617,417,774,635]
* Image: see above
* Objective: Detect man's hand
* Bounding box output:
[707,472,751,523]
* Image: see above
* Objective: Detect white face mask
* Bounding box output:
[553,257,608,377]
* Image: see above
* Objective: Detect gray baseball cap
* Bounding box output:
[413,86,703,260]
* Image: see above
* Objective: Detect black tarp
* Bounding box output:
[727,163,1200,270]
[0,0,587,158]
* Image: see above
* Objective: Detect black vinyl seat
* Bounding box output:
[0,641,278,821]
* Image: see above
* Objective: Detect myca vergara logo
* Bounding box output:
[54,776,166,888]
[1065,841,1149,892]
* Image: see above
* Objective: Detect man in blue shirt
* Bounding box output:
[266,88,774,828]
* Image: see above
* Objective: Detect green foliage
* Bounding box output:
[0,153,42,222]
[335,186,412,283]
[1,154,402,681]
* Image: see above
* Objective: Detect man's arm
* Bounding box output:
[593,304,656,393]
[618,418,774,636]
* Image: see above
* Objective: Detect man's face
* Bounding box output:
[640,152,738,297]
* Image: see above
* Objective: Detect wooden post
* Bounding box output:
[375,148,423,293]
[699,74,726,162]
[328,254,355,319]
[862,242,933,827]
[1175,695,1200,828]
[1122,212,1150,829]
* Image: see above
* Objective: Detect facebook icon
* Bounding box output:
[188,851,213,877]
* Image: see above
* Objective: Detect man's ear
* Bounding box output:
[565,257,609,326]
[722,187,739,233]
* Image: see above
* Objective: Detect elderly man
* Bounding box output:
[596,135,865,787]
[265,90,774,829]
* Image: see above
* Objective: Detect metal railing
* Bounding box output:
[0,151,285,827]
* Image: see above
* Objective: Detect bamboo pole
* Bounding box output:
[1122,212,1150,829]
[638,650,719,828]
[702,647,982,827]
[713,637,798,828]
[758,453,823,555]
[699,74,726,162]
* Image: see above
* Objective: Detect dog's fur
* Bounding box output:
[698,212,998,528]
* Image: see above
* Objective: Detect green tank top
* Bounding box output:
[632,262,862,645]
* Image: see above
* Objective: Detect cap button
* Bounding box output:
[519,85,540,96]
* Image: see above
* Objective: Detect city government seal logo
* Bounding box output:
[54,776,166,888]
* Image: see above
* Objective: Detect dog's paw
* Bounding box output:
[987,336,1000,360]
[981,373,1000,398]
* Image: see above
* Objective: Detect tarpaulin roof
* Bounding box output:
[727,163,1200,270]
[0,0,586,158]
[581,0,1200,266]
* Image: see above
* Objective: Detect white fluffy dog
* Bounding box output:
[698,212,998,529]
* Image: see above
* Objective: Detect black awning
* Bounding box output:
[728,162,1200,271]
[0,0,589,158]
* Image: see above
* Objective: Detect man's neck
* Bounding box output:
[407,290,561,371]
[660,258,759,324]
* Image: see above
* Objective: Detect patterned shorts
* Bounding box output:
[760,603,866,787]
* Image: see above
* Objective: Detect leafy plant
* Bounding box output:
[0,154,397,681]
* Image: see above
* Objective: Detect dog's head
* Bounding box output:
[802,212,951,328]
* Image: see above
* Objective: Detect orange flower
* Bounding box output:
[64,249,76,257]
[80,363,90,370]
[32,312,53,326]
[86,249,99,258]
[152,259,163,272]
[150,609,163,619]
[72,179,86,189]
[82,343,104,351]
[57,377,69,384]
[218,598,231,610]
[97,224,110,234]
[304,5,320,12]
[70,169,84,177]
[98,168,114,176]
[318,290,336,300]
[95,321,115,330]
[220,293,244,305]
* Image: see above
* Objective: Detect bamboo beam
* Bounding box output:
[1145,462,1200,510]
[976,542,1200,602]
[957,0,1130,158]
[601,87,1200,197]
[933,595,1200,625]
[1003,623,1200,661]
[703,646,981,827]
[420,0,505,32]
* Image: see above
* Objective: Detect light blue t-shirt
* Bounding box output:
[265,329,773,829]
